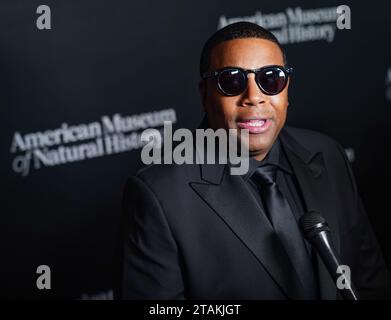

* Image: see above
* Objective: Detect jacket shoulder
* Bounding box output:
[133,161,200,190]
[283,126,342,153]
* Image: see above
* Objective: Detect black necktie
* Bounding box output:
[251,164,317,299]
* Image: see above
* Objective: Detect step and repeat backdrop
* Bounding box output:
[0,0,390,299]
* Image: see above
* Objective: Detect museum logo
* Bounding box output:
[10,109,176,176]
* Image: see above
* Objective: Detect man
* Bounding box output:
[119,22,390,299]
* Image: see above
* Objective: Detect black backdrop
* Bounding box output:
[0,0,390,299]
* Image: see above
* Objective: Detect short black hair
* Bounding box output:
[199,21,286,77]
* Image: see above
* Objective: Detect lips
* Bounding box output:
[236,118,272,134]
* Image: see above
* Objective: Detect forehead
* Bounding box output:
[209,38,284,70]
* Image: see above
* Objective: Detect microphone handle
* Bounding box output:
[312,231,359,300]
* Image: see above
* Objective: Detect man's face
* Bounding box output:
[200,38,289,160]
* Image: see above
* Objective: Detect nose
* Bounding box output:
[240,73,266,107]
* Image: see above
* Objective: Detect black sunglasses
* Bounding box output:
[202,65,293,96]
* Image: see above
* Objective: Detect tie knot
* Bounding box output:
[252,165,277,186]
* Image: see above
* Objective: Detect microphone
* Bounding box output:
[299,210,359,300]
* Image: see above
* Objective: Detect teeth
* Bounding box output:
[247,120,265,126]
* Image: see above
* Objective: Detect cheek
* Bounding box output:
[270,95,289,124]
[209,96,239,123]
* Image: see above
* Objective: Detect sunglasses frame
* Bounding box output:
[202,65,293,96]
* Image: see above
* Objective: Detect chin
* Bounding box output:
[250,136,272,149]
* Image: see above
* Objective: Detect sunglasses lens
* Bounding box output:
[257,67,287,95]
[218,69,246,96]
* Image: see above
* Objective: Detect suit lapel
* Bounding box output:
[190,163,306,299]
[280,128,341,300]
[189,124,342,299]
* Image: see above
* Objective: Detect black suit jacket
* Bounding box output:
[119,126,390,299]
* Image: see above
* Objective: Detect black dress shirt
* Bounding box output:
[242,137,306,226]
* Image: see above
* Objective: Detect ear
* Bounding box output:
[198,79,207,113]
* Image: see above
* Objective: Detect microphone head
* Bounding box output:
[299,210,330,239]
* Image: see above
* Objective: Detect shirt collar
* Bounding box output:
[242,137,293,181]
